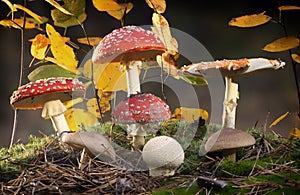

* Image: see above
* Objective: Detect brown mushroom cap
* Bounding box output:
[205,128,256,153]
[92,25,166,64]
[10,77,85,109]
[111,93,171,124]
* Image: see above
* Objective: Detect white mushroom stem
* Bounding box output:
[125,61,141,97]
[222,76,239,129]
[42,100,70,139]
[124,61,145,148]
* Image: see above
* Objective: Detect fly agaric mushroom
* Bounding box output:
[10,77,85,138]
[142,135,184,176]
[179,58,285,129]
[92,25,166,96]
[10,77,116,162]
[111,93,171,148]
[205,128,255,161]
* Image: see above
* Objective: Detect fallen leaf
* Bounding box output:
[145,0,166,13]
[170,107,209,123]
[0,18,36,29]
[51,0,87,28]
[46,24,79,73]
[262,36,299,52]
[279,5,300,11]
[29,34,49,60]
[228,12,271,28]
[291,53,300,64]
[269,112,289,129]
[45,0,73,15]
[288,127,300,139]
[77,37,102,46]
[64,108,99,131]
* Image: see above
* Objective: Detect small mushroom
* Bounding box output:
[111,93,171,148]
[180,58,285,129]
[10,77,116,163]
[142,136,184,176]
[205,128,255,161]
[92,25,166,96]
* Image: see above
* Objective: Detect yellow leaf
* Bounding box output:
[83,60,127,92]
[45,57,79,74]
[269,112,289,129]
[0,18,36,29]
[152,13,178,55]
[170,107,209,123]
[145,0,166,13]
[46,24,78,73]
[288,128,300,139]
[45,0,73,15]
[63,97,83,109]
[64,108,99,131]
[228,12,271,28]
[291,54,300,64]
[106,2,133,20]
[2,0,17,14]
[279,5,300,11]
[13,4,45,24]
[29,34,49,60]
[92,0,127,11]
[77,37,102,46]
[262,36,300,52]
[87,97,111,118]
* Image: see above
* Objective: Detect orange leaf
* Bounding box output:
[228,12,271,28]
[29,34,49,60]
[77,37,102,46]
[262,36,299,52]
[292,53,300,64]
[0,18,36,29]
[279,5,300,11]
[145,0,166,13]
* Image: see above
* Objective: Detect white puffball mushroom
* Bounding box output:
[142,136,184,177]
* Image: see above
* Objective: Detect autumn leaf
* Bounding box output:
[28,64,77,81]
[145,0,166,13]
[46,24,79,73]
[292,53,300,64]
[152,13,178,55]
[45,0,73,15]
[83,60,127,92]
[169,107,209,123]
[179,74,208,86]
[228,12,271,28]
[13,4,46,24]
[77,37,102,46]
[0,18,36,29]
[92,0,127,11]
[279,5,300,11]
[106,2,133,20]
[51,0,87,28]
[262,36,300,52]
[63,98,84,109]
[64,108,99,131]
[29,34,49,60]
[87,97,111,118]
[269,112,289,129]
[288,128,300,139]
[156,51,180,79]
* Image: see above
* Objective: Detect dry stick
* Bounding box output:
[9,2,26,149]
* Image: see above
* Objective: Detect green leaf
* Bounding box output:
[51,0,87,28]
[28,64,77,81]
[180,75,207,86]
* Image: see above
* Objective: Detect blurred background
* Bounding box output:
[0,0,299,147]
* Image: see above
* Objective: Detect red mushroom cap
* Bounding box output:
[111,93,171,124]
[10,77,85,109]
[92,25,166,64]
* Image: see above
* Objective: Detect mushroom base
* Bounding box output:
[149,166,176,177]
